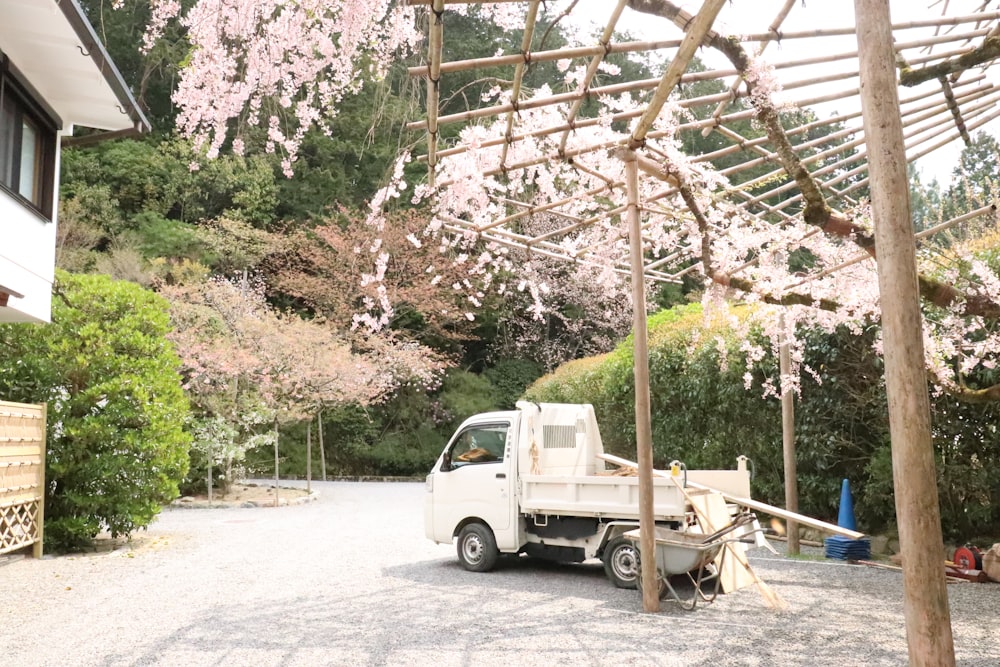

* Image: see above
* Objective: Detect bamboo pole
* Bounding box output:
[419,73,986,165]
[599,452,867,539]
[498,1,540,170]
[434,217,680,284]
[785,204,998,291]
[477,182,613,233]
[558,0,629,155]
[731,84,997,188]
[630,0,728,149]
[730,11,1000,43]
[855,2,955,664]
[694,79,987,169]
[622,149,658,613]
[763,95,1000,216]
[408,38,684,78]
[408,43,867,133]
[735,89,1000,208]
[779,313,799,556]
[770,99,1000,217]
[434,91,994,289]
[426,0,444,186]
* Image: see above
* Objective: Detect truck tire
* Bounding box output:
[457,523,499,572]
[602,536,639,589]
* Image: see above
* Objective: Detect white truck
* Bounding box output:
[424,402,752,588]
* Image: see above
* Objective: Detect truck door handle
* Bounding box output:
[496,473,506,479]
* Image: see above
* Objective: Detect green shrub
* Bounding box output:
[0,271,191,551]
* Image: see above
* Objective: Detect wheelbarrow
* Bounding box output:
[624,512,758,610]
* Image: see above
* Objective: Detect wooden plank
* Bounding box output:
[675,479,787,610]
[598,452,866,540]
[687,492,755,593]
[0,445,44,457]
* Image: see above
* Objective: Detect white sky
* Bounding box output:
[562,0,1000,186]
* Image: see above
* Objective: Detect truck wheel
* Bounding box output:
[603,536,638,589]
[457,523,499,572]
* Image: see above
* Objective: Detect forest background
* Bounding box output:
[1,1,998,551]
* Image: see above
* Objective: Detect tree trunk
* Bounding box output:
[854,2,955,664]
[780,314,799,555]
[306,418,312,495]
[273,418,280,508]
[207,452,213,506]
[624,150,658,613]
[318,410,327,481]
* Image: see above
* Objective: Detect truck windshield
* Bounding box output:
[450,424,508,465]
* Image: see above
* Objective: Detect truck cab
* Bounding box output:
[424,410,521,571]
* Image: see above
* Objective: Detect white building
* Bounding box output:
[0,0,148,323]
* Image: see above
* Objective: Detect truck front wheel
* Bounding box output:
[602,536,639,589]
[457,523,499,572]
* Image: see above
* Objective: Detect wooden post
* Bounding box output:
[624,150,658,613]
[318,410,327,482]
[306,418,312,495]
[33,404,46,559]
[779,313,799,555]
[853,2,955,665]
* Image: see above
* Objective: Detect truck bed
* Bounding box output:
[520,474,688,520]
[519,467,752,521]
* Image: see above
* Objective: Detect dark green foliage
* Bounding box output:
[0,271,191,551]
[62,138,280,230]
[940,132,1000,236]
[76,0,193,131]
[483,359,545,409]
[526,304,1000,541]
[254,369,523,478]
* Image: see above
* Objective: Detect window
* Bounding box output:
[0,61,56,218]
[449,424,509,465]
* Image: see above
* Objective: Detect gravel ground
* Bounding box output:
[2,480,999,666]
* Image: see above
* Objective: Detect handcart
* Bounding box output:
[624,512,758,610]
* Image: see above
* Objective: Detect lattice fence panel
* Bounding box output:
[0,401,46,557]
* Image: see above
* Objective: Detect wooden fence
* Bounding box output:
[0,401,46,557]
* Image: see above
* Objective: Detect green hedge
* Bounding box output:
[526,304,1000,541]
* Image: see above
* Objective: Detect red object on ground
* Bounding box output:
[954,546,983,570]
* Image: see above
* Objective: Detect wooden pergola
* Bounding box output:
[404,2,1000,664]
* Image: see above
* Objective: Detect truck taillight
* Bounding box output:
[425,473,434,492]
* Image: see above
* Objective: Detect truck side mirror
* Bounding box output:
[440,451,452,472]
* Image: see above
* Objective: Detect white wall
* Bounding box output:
[0,167,59,323]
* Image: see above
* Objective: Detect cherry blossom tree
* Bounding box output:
[263,208,486,347]
[162,275,444,489]
[147,0,1000,404]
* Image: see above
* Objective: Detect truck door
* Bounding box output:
[433,421,515,547]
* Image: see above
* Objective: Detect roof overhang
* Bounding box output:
[0,0,150,134]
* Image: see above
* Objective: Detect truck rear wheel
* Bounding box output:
[457,523,499,572]
[603,536,638,589]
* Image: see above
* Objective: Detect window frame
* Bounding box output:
[0,56,58,220]
[446,422,511,467]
